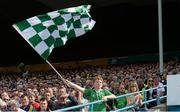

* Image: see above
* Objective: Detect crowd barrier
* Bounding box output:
[57,85,167,112]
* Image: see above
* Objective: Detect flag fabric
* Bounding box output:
[13,5,95,60]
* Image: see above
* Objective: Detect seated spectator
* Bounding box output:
[8,100,25,112]
[37,97,51,112]
[46,87,57,102]
[71,90,84,104]
[28,93,40,111]
[113,84,127,110]
[126,80,143,111]
[153,75,165,105]
[144,77,156,108]
[52,91,78,111]
[39,88,45,100]
[20,94,35,111]
[32,88,40,102]
[84,79,93,89]
[0,99,8,112]
[160,74,167,95]
[44,92,54,110]
[71,90,89,111]
[1,92,10,103]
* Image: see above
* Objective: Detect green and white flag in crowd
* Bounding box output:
[13,5,95,60]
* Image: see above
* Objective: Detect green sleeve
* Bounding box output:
[104,89,113,95]
[83,88,92,98]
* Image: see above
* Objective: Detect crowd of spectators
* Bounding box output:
[0,60,178,111]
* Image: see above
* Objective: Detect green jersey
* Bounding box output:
[113,93,127,109]
[84,88,112,112]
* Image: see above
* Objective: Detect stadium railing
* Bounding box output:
[57,85,167,112]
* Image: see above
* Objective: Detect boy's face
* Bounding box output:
[93,79,103,90]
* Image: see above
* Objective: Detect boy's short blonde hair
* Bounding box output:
[94,75,103,82]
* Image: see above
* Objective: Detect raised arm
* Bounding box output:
[102,94,116,101]
[65,80,85,93]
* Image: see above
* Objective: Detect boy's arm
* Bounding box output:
[65,80,85,93]
[102,94,116,101]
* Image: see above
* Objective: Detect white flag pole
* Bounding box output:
[45,60,69,86]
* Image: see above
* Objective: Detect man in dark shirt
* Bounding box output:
[46,87,57,102]
[38,97,51,112]
[52,93,78,111]
[20,94,35,111]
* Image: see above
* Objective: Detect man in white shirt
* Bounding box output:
[8,100,26,112]
[154,76,165,105]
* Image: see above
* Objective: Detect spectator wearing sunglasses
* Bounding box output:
[144,78,156,108]
[113,83,127,110]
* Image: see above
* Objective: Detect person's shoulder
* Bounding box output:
[33,101,39,105]
[85,88,93,91]
[19,108,26,112]
[102,89,110,92]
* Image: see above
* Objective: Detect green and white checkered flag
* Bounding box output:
[13,5,95,60]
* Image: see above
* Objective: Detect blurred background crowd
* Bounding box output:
[0,60,178,111]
